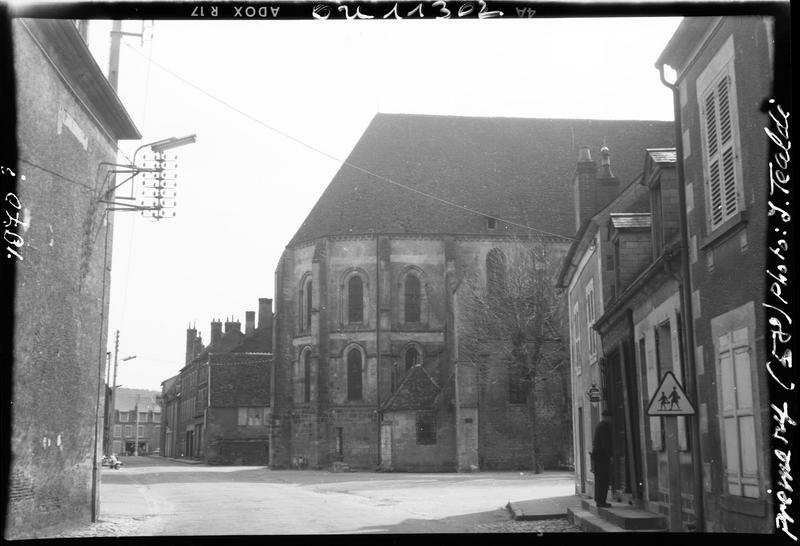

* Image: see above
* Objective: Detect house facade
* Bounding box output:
[559,16,777,534]
[655,16,775,533]
[556,146,660,502]
[159,298,273,465]
[7,18,139,538]
[270,113,674,472]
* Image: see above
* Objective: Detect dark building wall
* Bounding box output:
[675,18,772,533]
[205,407,269,465]
[209,360,270,407]
[386,409,455,472]
[8,20,137,538]
[477,364,570,471]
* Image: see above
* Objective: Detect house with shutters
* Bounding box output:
[269,113,675,472]
[558,16,777,534]
[654,16,776,533]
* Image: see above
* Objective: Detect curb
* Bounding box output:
[506,501,569,521]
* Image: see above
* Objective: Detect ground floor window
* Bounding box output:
[718,327,760,498]
[416,412,436,445]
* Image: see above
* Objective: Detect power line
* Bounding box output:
[124,43,574,242]
[18,158,95,192]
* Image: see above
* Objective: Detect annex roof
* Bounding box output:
[609,213,652,230]
[381,365,440,412]
[646,148,677,164]
[289,114,674,246]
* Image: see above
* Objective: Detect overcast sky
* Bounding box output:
[77,16,682,391]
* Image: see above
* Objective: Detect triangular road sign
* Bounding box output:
[647,371,695,416]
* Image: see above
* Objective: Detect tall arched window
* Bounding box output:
[303,350,312,403]
[348,275,364,323]
[305,280,313,330]
[405,347,420,372]
[299,275,312,332]
[347,348,363,401]
[486,248,506,297]
[404,275,421,323]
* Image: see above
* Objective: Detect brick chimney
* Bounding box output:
[574,146,597,233]
[245,311,256,335]
[210,319,222,346]
[573,144,620,233]
[258,298,273,352]
[185,326,197,364]
[595,144,620,206]
[224,318,241,334]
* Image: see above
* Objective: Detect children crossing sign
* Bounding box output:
[647,371,695,416]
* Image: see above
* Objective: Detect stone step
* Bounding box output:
[567,507,627,532]
[579,499,667,530]
[331,461,351,473]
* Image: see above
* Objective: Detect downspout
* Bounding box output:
[375,235,381,467]
[658,63,705,532]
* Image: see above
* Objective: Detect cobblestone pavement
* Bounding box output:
[472,518,581,533]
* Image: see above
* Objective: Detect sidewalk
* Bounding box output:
[506,495,583,521]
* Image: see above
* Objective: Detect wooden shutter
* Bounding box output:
[703,71,738,230]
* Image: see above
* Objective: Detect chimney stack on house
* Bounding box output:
[245,311,256,335]
[573,143,620,233]
[185,325,197,364]
[224,318,241,334]
[210,319,222,346]
[258,297,273,351]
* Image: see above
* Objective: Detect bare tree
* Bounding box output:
[458,237,570,473]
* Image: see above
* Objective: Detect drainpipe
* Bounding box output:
[658,63,705,532]
[375,235,381,467]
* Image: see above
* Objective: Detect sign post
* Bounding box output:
[647,371,696,531]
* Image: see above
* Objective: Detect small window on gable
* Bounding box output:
[487,216,497,230]
[405,347,420,371]
[416,412,436,445]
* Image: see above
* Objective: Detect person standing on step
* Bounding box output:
[591,409,613,508]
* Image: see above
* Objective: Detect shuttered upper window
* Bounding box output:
[698,37,741,232]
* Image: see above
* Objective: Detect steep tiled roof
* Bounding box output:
[610,213,652,230]
[191,329,245,363]
[381,365,440,411]
[114,388,160,412]
[290,114,674,245]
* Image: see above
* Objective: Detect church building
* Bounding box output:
[269,113,674,471]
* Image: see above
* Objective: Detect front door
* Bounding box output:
[601,348,628,499]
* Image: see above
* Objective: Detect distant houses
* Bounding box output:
[159,299,273,465]
[108,388,161,456]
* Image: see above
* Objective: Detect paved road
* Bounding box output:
[53,457,579,536]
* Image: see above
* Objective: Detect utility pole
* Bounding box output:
[135,394,140,456]
[108,21,144,92]
[109,329,120,456]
